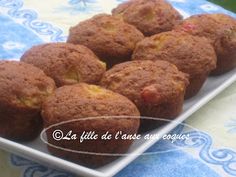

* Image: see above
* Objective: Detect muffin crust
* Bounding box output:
[112,0,182,36]
[21,43,106,87]
[67,14,144,68]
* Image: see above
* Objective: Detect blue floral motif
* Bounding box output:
[68,0,96,6]
[60,0,101,14]
[11,155,74,177]
[0,15,43,59]
[173,130,236,176]
[115,0,127,2]
[116,142,221,177]
[225,119,236,133]
[0,0,66,42]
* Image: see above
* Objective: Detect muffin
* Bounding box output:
[67,14,144,68]
[21,43,106,87]
[42,83,140,167]
[112,0,182,36]
[100,60,189,131]
[175,13,236,75]
[0,61,56,141]
[132,31,217,98]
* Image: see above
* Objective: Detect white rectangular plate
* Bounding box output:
[0,67,235,177]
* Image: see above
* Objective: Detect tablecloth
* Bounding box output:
[0,0,236,177]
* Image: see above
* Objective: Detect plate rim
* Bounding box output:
[0,72,235,177]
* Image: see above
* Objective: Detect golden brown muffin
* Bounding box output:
[175,13,236,75]
[0,61,56,141]
[67,14,144,68]
[132,31,217,98]
[100,60,189,131]
[42,83,140,167]
[21,43,106,87]
[112,0,182,36]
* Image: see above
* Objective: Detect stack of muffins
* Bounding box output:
[0,0,236,167]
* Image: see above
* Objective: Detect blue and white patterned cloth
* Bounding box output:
[0,0,236,177]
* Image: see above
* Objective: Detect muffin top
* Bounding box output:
[112,0,182,36]
[100,60,189,107]
[132,31,217,76]
[21,43,106,87]
[175,13,236,53]
[67,14,144,65]
[42,83,140,126]
[0,61,55,113]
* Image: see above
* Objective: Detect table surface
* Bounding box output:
[0,0,236,177]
